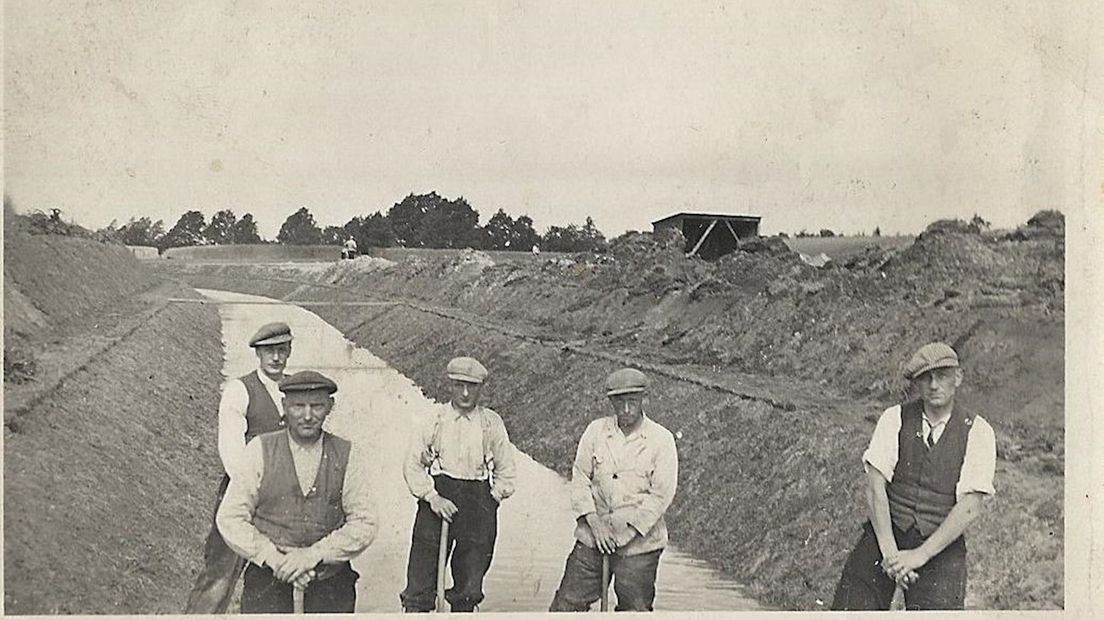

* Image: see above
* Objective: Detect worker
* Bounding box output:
[549,368,679,612]
[216,370,377,613]
[831,342,996,610]
[185,322,295,613]
[399,356,518,612]
[342,237,358,260]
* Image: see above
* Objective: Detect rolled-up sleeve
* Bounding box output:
[862,405,901,482]
[956,416,997,499]
[311,444,378,563]
[217,379,250,480]
[216,440,280,567]
[625,431,678,537]
[488,415,517,502]
[570,422,599,519]
[403,412,437,501]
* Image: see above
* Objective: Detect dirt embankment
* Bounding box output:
[4,216,226,613]
[160,215,1064,610]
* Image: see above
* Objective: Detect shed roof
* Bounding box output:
[651,211,762,227]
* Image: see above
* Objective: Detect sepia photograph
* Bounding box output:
[3,1,1100,615]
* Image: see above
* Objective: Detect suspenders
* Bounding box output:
[427,407,496,484]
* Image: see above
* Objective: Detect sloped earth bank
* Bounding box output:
[3,286,224,613]
[201,288,763,611]
[161,223,1064,610]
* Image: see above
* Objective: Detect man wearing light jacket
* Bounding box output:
[550,368,679,612]
[831,342,996,610]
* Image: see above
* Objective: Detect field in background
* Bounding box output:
[783,235,914,258]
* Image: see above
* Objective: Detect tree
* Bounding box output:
[117,216,165,246]
[873,226,881,237]
[228,213,262,244]
[277,206,322,245]
[542,217,607,253]
[160,210,207,250]
[345,212,394,248]
[204,209,238,245]
[819,228,836,237]
[387,193,440,247]
[418,196,482,248]
[482,209,541,251]
[321,225,345,245]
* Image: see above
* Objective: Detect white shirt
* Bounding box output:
[216,434,377,568]
[217,370,284,480]
[863,404,997,499]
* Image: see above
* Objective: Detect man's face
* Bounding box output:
[282,389,333,443]
[255,343,291,377]
[449,379,482,412]
[913,367,962,409]
[609,392,645,430]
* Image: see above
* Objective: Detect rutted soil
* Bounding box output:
[160,215,1064,609]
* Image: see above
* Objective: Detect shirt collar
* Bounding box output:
[256,369,283,389]
[448,403,481,421]
[604,413,650,440]
[286,431,323,453]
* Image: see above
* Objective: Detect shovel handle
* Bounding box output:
[435,519,450,612]
[293,584,305,614]
[600,554,610,612]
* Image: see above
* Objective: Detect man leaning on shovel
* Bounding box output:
[217,370,377,613]
[399,356,518,612]
[831,342,996,611]
[185,322,295,613]
[549,368,679,612]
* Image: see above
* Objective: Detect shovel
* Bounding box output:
[599,555,610,612]
[293,584,305,614]
[436,519,450,613]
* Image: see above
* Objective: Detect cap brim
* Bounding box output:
[908,360,959,379]
[606,387,646,396]
[447,373,483,384]
[251,334,293,347]
[279,383,337,394]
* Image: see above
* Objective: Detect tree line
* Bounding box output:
[98,192,607,253]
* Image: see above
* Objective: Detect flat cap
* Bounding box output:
[278,370,337,394]
[904,342,960,379]
[605,368,649,396]
[447,356,488,384]
[249,322,293,348]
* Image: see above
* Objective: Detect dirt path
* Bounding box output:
[200,288,764,612]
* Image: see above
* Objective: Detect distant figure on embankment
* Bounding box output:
[217,370,377,613]
[185,322,295,613]
[341,237,358,260]
[549,368,679,612]
[831,342,996,611]
[400,356,519,612]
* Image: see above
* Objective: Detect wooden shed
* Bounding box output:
[651,212,761,259]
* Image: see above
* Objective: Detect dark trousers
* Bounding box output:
[241,562,358,613]
[400,475,499,612]
[831,521,967,611]
[549,541,663,612]
[185,476,247,613]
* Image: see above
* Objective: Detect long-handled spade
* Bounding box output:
[599,555,611,612]
[436,519,451,613]
[293,584,305,614]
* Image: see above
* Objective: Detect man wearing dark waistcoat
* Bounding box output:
[400,356,518,612]
[186,322,294,613]
[831,342,996,610]
[217,370,377,613]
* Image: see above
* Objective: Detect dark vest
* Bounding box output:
[253,430,352,548]
[886,400,975,537]
[239,371,285,442]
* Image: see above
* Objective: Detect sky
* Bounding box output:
[3,1,1100,239]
